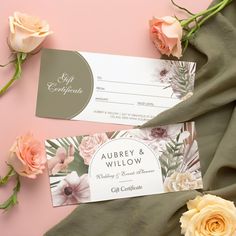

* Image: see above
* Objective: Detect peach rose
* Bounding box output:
[79,133,109,165]
[180,194,236,236]
[8,12,52,53]
[164,171,203,192]
[149,16,182,58]
[8,133,46,179]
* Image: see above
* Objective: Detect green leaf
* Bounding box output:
[71,137,79,147]
[0,175,20,211]
[46,140,59,149]
[169,163,181,171]
[76,136,83,144]
[50,180,61,186]
[0,166,15,186]
[159,157,169,169]
[161,167,167,179]
[21,53,27,61]
[45,146,57,154]
[68,152,88,175]
[61,138,71,146]
[46,151,54,157]
[56,139,68,148]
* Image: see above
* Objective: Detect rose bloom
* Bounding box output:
[9,12,52,53]
[79,133,109,165]
[164,171,203,192]
[149,16,182,58]
[180,194,236,236]
[8,133,46,179]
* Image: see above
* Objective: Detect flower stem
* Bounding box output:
[0,166,21,211]
[0,52,27,97]
[0,165,15,185]
[180,0,225,27]
[195,0,231,29]
[181,0,232,51]
[0,60,16,68]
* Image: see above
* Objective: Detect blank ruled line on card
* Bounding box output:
[97,90,179,100]
[96,100,134,106]
[97,79,165,88]
[119,180,133,183]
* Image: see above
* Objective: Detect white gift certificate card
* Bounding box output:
[36,49,196,125]
[46,122,203,206]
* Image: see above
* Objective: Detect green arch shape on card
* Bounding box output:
[36,49,94,119]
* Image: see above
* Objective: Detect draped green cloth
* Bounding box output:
[45,1,236,235]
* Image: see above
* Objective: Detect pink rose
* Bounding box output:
[79,133,109,165]
[149,16,182,58]
[8,133,46,179]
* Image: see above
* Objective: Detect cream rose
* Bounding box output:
[149,16,182,58]
[8,12,52,53]
[180,194,236,236]
[79,133,109,165]
[164,171,203,192]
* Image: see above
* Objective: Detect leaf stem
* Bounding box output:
[171,0,195,16]
[0,165,15,185]
[180,0,225,27]
[0,52,27,96]
[0,60,16,68]
[0,166,21,211]
[181,0,232,50]
[185,0,231,40]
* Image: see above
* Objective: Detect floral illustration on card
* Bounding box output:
[118,122,202,192]
[152,60,196,100]
[46,123,202,206]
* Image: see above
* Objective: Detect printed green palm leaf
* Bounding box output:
[60,137,88,175]
[46,137,89,176]
[68,151,88,175]
[169,61,196,99]
[159,134,184,180]
[46,140,59,149]
[75,136,83,145]
[46,151,54,157]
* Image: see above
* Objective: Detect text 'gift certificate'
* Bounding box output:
[46,122,203,206]
[36,49,196,125]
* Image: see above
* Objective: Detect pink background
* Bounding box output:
[0,0,211,235]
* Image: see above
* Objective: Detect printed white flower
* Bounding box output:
[52,171,90,206]
[164,171,203,192]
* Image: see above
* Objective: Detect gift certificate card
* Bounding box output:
[36,49,196,125]
[46,122,203,207]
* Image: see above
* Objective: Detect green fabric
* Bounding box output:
[45,1,236,235]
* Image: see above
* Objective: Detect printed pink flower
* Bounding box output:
[149,16,182,58]
[8,133,46,179]
[122,124,189,152]
[125,124,186,142]
[52,171,90,206]
[48,145,74,175]
[79,133,109,165]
